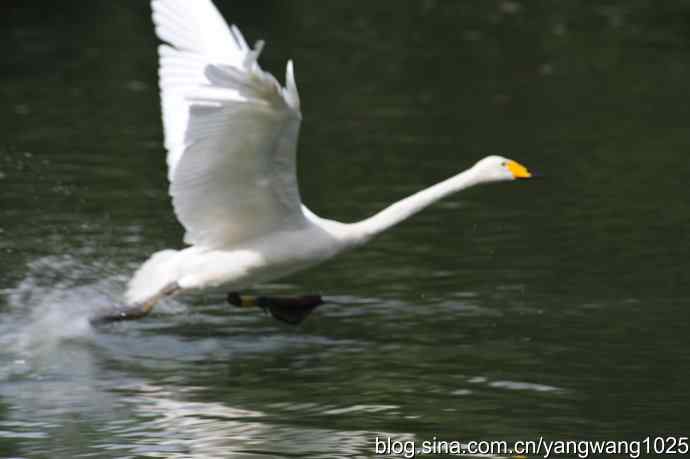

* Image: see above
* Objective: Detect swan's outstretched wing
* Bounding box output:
[152,0,304,248]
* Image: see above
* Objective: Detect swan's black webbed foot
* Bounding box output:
[227,292,324,325]
[90,282,181,325]
[89,302,153,325]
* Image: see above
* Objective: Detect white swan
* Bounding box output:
[98,0,533,323]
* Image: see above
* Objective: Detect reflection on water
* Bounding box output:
[109,385,397,459]
[2,0,690,457]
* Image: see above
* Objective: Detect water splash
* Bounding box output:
[0,254,128,378]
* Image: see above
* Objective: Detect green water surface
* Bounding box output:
[1,1,689,458]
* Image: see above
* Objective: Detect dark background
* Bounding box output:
[1,1,689,457]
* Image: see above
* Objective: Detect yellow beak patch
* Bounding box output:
[240,295,258,307]
[507,160,532,179]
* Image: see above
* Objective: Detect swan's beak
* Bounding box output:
[507,160,533,179]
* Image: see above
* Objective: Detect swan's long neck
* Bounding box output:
[344,167,480,244]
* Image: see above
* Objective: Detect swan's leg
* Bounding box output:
[90,282,181,325]
[227,292,324,325]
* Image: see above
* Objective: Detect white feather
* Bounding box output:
[151,0,303,249]
[126,249,180,304]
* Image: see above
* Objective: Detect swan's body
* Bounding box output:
[123,0,533,312]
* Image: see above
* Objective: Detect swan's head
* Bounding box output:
[471,155,533,184]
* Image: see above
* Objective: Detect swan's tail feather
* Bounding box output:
[125,249,181,305]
